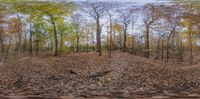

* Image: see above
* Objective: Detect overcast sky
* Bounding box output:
[73,0,157,3]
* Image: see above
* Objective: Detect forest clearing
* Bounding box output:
[0,0,200,99]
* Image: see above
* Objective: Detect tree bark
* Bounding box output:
[189,31,193,64]
[161,39,164,61]
[0,32,4,52]
[166,28,175,63]
[3,36,12,63]
[52,20,58,56]
[96,16,102,56]
[29,22,33,56]
[109,14,112,58]
[145,25,150,58]
[76,33,79,53]
[36,40,39,55]
[123,25,127,52]
[60,31,65,53]
[17,14,22,54]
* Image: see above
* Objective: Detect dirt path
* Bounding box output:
[105,52,129,81]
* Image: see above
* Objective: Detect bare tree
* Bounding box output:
[105,2,116,57]
[130,7,138,54]
[142,4,160,58]
[160,5,181,63]
[83,1,105,56]
[117,7,132,52]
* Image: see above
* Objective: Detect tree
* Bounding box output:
[130,8,138,54]
[15,14,23,54]
[142,4,160,58]
[8,17,23,54]
[105,2,116,57]
[32,17,47,55]
[113,23,123,49]
[29,22,33,56]
[0,14,4,53]
[83,1,106,56]
[71,13,82,53]
[117,8,132,52]
[159,4,183,63]
[57,18,68,53]
[11,1,76,56]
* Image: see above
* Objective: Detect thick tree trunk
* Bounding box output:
[23,33,27,55]
[146,25,150,58]
[96,16,101,56]
[52,21,58,56]
[60,31,65,52]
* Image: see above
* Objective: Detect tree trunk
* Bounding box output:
[109,15,112,58]
[76,33,79,53]
[60,31,65,52]
[29,22,33,56]
[119,32,122,50]
[23,33,27,55]
[146,25,150,58]
[0,32,4,52]
[96,16,101,56]
[17,14,22,54]
[52,20,58,56]
[166,28,175,63]
[36,40,39,55]
[161,39,164,61]
[123,26,127,52]
[189,31,193,64]
[131,22,134,54]
[3,36,12,63]
[86,28,89,53]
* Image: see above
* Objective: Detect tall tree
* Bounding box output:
[105,2,116,57]
[142,4,160,58]
[117,8,132,52]
[83,1,105,56]
[11,1,76,56]
[71,13,82,53]
[0,14,4,53]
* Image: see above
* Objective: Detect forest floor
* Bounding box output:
[0,51,200,99]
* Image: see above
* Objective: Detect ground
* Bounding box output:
[0,51,200,99]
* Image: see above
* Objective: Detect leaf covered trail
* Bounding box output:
[0,51,200,99]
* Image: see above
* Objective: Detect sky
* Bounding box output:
[74,0,157,3]
[72,0,172,5]
[69,0,173,40]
